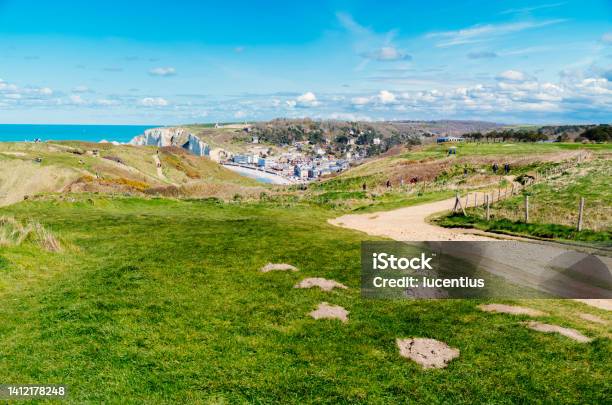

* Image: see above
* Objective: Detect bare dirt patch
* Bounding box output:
[309,302,349,323]
[294,277,348,291]
[396,338,460,369]
[574,299,612,311]
[524,321,592,343]
[259,263,298,273]
[329,196,493,241]
[479,304,546,317]
[578,313,607,325]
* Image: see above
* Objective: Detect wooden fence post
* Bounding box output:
[453,193,466,216]
[486,195,490,220]
[524,195,529,223]
[465,193,469,208]
[474,193,478,207]
[577,197,584,231]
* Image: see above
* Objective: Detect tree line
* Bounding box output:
[463,124,611,143]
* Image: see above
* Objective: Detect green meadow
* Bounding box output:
[0,196,610,403]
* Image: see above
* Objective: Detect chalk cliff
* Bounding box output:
[129,127,209,156]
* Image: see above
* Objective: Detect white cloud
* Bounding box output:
[38,87,53,96]
[602,32,612,44]
[427,19,566,47]
[139,97,169,107]
[351,96,371,106]
[234,110,247,119]
[496,70,527,82]
[295,91,320,107]
[95,99,119,106]
[336,12,370,36]
[327,112,373,121]
[148,67,176,77]
[363,46,412,61]
[377,90,396,104]
[337,12,410,68]
[500,2,566,16]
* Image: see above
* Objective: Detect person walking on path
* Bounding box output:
[492,163,499,174]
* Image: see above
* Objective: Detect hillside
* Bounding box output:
[163,120,502,161]
[297,142,611,215]
[0,141,262,206]
[0,195,609,403]
[436,156,612,241]
[316,142,606,190]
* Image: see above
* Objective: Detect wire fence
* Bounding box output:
[450,152,608,232]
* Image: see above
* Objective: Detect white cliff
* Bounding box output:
[186,133,210,157]
[129,127,209,157]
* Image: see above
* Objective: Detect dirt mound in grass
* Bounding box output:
[524,321,592,343]
[294,278,348,291]
[260,263,298,272]
[396,338,460,369]
[578,313,607,324]
[479,304,546,317]
[309,302,349,323]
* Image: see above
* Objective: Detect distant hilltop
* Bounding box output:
[129,127,210,157]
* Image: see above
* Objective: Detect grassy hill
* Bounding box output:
[302,142,609,213]
[0,139,610,402]
[321,142,608,188]
[435,156,612,242]
[0,195,609,403]
[0,141,262,206]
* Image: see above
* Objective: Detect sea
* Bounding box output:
[0,124,159,143]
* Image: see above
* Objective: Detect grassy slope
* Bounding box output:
[329,142,608,182]
[435,157,612,242]
[0,142,260,205]
[0,196,610,403]
[307,142,610,213]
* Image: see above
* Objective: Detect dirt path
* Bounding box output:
[152,154,166,180]
[329,196,611,309]
[329,195,492,241]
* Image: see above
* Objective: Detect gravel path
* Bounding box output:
[329,196,492,241]
[329,197,611,308]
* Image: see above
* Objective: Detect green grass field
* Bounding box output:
[0,196,610,403]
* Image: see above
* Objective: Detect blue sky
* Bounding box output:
[0,0,610,124]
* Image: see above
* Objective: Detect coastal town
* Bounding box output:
[224,133,354,182]
[130,125,374,183]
